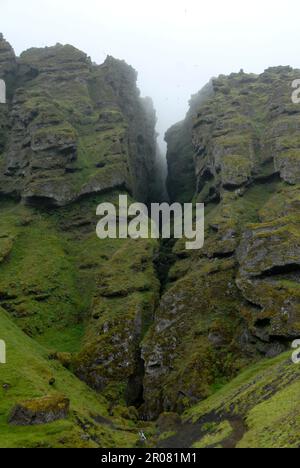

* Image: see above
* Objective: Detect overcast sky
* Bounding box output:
[1,0,300,150]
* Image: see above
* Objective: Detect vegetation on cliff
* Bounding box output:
[0,33,299,448]
[143,67,300,443]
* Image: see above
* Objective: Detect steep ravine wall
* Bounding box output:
[142,67,300,419]
[0,35,162,420]
[0,36,160,206]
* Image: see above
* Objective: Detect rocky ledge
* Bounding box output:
[0,36,159,206]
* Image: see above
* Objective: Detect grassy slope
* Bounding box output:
[159,352,300,448]
[0,305,145,448]
[0,195,132,344]
[0,196,156,447]
[0,201,84,337]
[0,199,299,448]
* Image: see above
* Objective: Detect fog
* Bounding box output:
[1,0,300,151]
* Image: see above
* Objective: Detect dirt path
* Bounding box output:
[157,413,247,449]
[220,417,247,449]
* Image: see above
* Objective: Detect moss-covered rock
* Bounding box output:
[165,81,214,203]
[171,67,300,203]
[0,36,160,206]
[74,238,160,403]
[142,262,251,418]
[9,395,70,426]
[156,67,300,420]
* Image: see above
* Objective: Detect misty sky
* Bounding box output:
[1,0,300,150]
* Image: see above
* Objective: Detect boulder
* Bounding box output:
[9,395,70,426]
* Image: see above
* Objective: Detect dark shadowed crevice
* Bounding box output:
[126,357,145,407]
[153,238,177,295]
[256,263,300,279]
[254,318,271,328]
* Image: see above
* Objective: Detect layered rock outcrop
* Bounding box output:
[143,67,300,418]
[0,36,158,206]
[74,238,160,404]
[165,81,213,202]
[0,35,160,412]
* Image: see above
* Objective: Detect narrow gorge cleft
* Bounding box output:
[0,34,300,447]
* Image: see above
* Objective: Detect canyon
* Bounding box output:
[0,34,299,448]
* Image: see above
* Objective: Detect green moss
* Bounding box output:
[221,154,253,187]
[30,123,77,155]
[157,431,177,442]
[0,306,145,448]
[1,41,157,205]
[156,352,300,448]
[0,236,13,262]
[10,394,69,417]
[215,134,253,153]
[185,351,299,419]
[192,421,233,448]
[0,192,150,352]
[36,324,85,354]
[0,203,85,336]
[143,263,250,416]
[238,381,300,448]
[75,237,160,399]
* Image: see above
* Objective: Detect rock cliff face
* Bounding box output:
[142,67,300,418]
[0,34,299,448]
[165,80,213,202]
[0,35,161,445]
[0,37,158,206]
